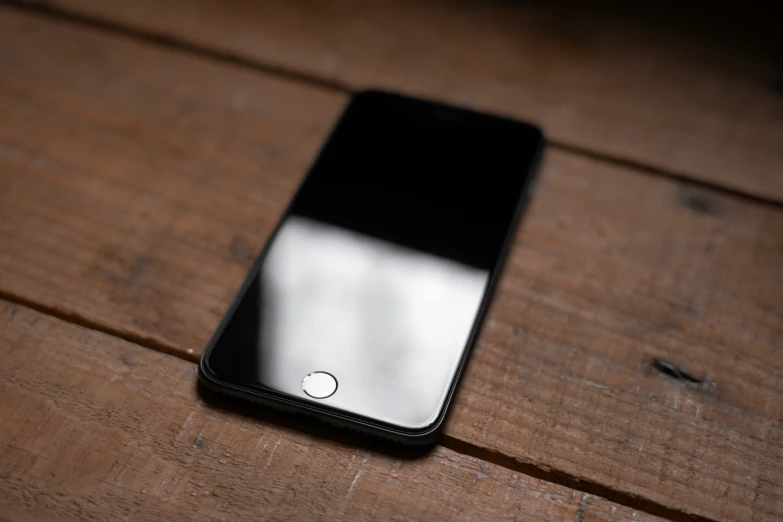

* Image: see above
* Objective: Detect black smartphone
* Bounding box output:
[199,90,544,445]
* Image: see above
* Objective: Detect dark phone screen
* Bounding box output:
[206,92,543,430]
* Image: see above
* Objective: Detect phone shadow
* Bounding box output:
[196,380,437,460]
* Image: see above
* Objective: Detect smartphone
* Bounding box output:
[199,90,544,445]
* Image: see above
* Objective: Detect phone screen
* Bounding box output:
[205,91,543,431]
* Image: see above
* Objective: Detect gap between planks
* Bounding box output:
[3,0,782,211]
[0,290,715,522]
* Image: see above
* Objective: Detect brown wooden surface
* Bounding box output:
[0,300,659,522]
[24,0,783,203]
[1,9,781,521]
[0,7,340,356]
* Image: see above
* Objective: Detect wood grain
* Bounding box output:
[0,9,782,521]
[18,0,783,202]
[0,300,655,521]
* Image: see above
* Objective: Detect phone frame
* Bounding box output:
[198,90,545,445]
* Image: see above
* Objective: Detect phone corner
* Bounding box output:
[524,122,545,146]
[406,425,445,447]
[396,411,450,446]
[534,125,546,144]
[196,349,219,387]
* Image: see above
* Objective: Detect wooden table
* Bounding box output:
[1,2,781,520]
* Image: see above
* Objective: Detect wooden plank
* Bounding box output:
[16,0,783,202]
[0,301,653,522]
[0,9,781,521]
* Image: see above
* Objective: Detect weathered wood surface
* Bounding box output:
[1,8,782,522]
[21,0,783,202]
[0,300,656,521]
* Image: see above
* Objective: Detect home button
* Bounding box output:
[302,371,337,399]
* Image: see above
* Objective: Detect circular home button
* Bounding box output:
[302,371,337,399]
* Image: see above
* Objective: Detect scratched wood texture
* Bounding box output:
[22,0,783,202]
[1,10,781,522]
[1,301,659,522]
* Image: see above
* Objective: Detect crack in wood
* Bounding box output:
[439,435,716,522]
